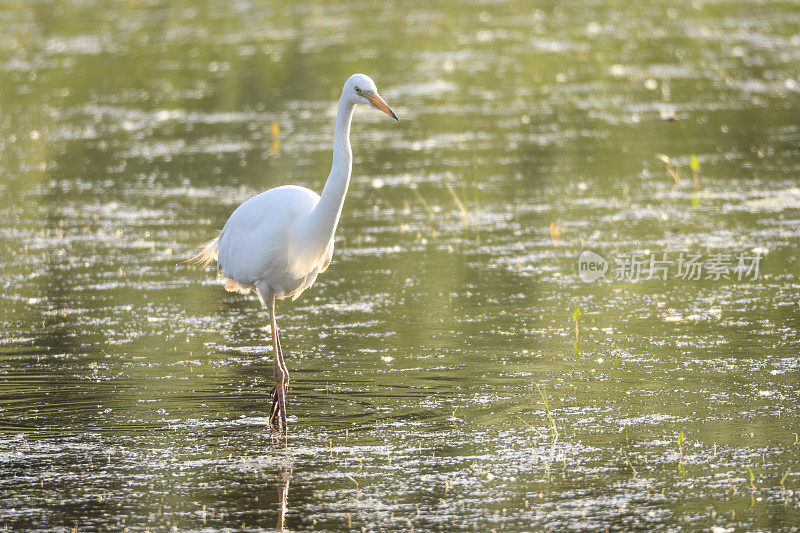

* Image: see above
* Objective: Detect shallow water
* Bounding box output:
[1,0,799,530]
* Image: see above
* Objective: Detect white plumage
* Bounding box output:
[211,185,330,301]
[191,74,398,431]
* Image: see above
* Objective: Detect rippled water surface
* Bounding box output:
[2,0,800,530]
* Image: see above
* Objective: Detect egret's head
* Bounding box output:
[343,73,398,121]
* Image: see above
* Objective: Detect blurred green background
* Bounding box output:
[1,0,799,530]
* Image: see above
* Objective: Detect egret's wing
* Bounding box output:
[217,199,284,287]
[215,186,321,298]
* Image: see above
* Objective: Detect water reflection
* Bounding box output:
[1,0,799,530]
[275,437,292,531]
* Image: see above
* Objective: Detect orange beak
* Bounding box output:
[367,92,399,121]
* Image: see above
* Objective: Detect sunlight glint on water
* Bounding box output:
[1,0,799,530]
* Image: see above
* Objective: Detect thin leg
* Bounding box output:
[269,322,288,424]
[274,324,289,394]
[267,291,288,431]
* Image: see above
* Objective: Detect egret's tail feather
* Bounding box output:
[188,235,250,294]
[188,237,219,266]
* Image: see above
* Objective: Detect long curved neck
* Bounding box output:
[309,96,355,241]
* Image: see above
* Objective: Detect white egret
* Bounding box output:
[191,74,398,431]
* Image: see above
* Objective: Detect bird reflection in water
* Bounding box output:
[274,435,292,531]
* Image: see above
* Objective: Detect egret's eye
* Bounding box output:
[355,87,362,95]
